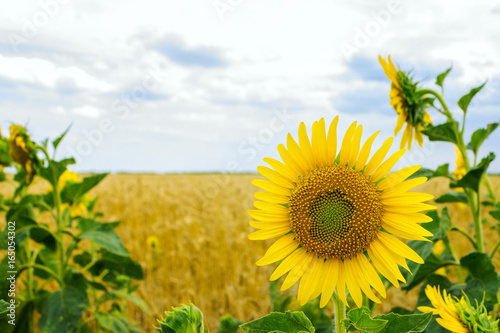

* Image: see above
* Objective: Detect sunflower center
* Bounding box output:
[289,164,384,259]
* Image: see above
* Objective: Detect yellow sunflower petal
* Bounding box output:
[336,265,348,306]
[378,233,424,264]
[249,220,289,230]
[277,144,304,176]
[382,192,435,205]
[364,137,393,176]
[281,251,314,291]
[254,191,289,204]
[350,256,381,303]
[312,118,328,166]
[377,165,421,191]
[298,122,315,168]
[344,258,363,307]
[287,134,310,174]
[248,225,292,240]
[370,149,406,182]
[347,125,363,167]
[270,247,309,280]
[252,179,291,196]
[355,130,380,172]
[357,254,386,298]
[247,209,288,222]
[256,234,299,266]
[394,110,407,135]
[298,257,323,305]
[264,157,299,182]
[326,116,339,163]
[320,259,340,308]
[380,177,428,198]
[339,121,357,166]
[257,166,295,189]
[253,201,289,214]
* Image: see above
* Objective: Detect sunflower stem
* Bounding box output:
[332,291,347,333]
[417,89,454,122]
[450,226,477,250]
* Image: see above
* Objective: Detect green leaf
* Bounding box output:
[0,299,10,320]
[217,315,243,333]
[36,160,69,188]
[407,164,452,181]
[421,122,459,144]
[343,307,387,332]
[458,153,495,192]
[435,67,452,88]
[78,219,128,256]
[374,312,432,333]
[458,252,499,311]
[270,280,293,312]
[38,287,89,333]
[53,125,71,150]
[434,191,468,204]
[34,247,58,279]
[96,312,133,333]
[61,173,108,203]
[466,123,499,155]
[458,82,487,113]
[240,311,315,333]
[88,250,143,280]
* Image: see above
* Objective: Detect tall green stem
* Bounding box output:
[418,89,454,122]
[465,189,484,253]
[333,292,347,333]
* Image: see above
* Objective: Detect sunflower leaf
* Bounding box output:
[458,82,487,113]
[435,67,452,88]
[434,191,468,204]
[457,252,499,311]
[240,311,315,333]
[466,123,499,156]
[343,307,387,332]
[457,152,495,193]
[52,125,71,150]
[421,122,459,144]
[374,312,432,332]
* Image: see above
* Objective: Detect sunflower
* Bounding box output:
[418,285,499,333]
[379,55,433,150]
[452,146,467,180]
[147,235,160,251]
[248,117,434,308]
[8,124,37,182]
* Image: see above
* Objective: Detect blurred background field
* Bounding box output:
[1,173,500,332]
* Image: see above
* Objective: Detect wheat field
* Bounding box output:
[2,174,500,332]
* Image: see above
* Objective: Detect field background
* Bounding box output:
[2,174,500,332]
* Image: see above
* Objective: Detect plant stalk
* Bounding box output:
[333,291,347,333]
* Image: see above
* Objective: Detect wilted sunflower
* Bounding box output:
[418,285,499,333]
[8,124,37,182]
[379,55,433,150]
[248,117,434,308]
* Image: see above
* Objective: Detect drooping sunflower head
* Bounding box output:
[418,285,499,333]
[379,55,433,150]
[8,124,37,182]
[249,117,435,308]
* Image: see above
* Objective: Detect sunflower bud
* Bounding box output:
[8,124,37,182]
[156,304,205,333]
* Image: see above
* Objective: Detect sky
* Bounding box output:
[0,0,499,173]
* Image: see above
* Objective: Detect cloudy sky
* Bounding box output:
[1,0,499,173]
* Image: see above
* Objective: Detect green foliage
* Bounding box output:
[217,315,243,333]
[458,152,495,192]
[240,311,314,333]
[457,82,486,113]
[435,67,452,88]
[342,307,431,333]
[156,304,206,333]
[434,191,468,204]
[0,125,146,333]
[421,121,459,144]
[467,123,499,156]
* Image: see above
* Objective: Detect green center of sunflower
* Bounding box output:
[289,163,384,260]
